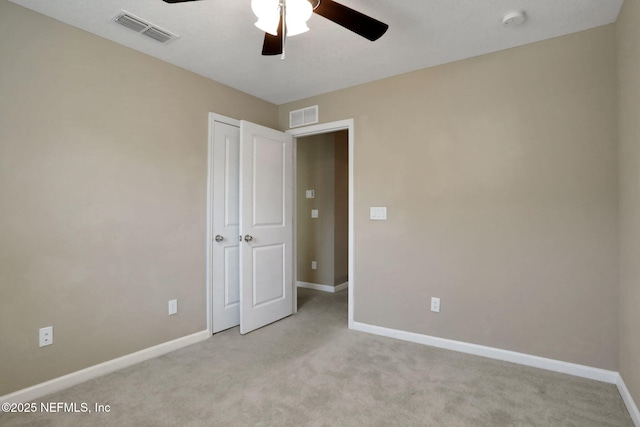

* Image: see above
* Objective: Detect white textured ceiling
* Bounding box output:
[8,0,623,105]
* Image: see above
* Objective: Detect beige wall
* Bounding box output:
[0,1,277,395]
[296,131,348,287]
[0,0,629,399]
[617,0,640,407]
[280,26,619,370]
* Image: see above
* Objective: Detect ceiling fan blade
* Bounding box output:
[313,0,388,41]
[162,0,201,3]
[262,15,284,56]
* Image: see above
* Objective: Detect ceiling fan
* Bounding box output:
[161,0,389,57]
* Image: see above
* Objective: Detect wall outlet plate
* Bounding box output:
[431,297,441,313]
[39,326,53,347]
[311,209,319,218]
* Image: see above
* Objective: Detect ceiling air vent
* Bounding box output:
[142,27,174,43]
[113,11,179,44]
[115,14,147,32]
[289,105,319,128]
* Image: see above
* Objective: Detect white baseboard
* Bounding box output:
[351,322,619,384]
[0,330,210,404]
[297,281,348,293]
[334,281,348,292]
[617,375,640,426]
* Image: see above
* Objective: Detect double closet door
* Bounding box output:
[211,118,293,334]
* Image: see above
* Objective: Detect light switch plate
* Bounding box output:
[311,209,319,218]
[168,299,178,315]
[306,190,315,199]
[370,207,387,220]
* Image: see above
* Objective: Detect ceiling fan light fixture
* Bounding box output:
[252,0,281,35]
[252,0,312,37]
[285,0,312,36]
[255,15,280,36]
[285,21,309,36]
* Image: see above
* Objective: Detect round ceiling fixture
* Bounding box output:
[502,10,526,26]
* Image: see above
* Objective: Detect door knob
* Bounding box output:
[215,235,224,242]
[244,235,253,242]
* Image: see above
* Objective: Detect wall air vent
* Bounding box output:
[289,105,319,128]
[113,11,179,44]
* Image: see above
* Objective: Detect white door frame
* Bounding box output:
[288,119,355,329]
[206,116,356,333]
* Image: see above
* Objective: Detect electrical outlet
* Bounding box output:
[39,326,53,347]
[311,209,319,218]
[311,261,317,270]
[168,299,178,316]
[431,297,441,313]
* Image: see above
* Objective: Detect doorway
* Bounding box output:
[295,130,349,305]
[206,116,355,333]
[289,120,354,328]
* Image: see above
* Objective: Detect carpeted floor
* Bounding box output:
[1,288,633,426]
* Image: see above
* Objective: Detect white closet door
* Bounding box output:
[239,120,293,334]
[212,121,241,333]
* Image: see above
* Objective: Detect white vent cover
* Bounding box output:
[289,105,319,128]
[114,11,178,43]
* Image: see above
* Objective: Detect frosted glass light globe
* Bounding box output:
[251,0,280,36]
[285,0,312,36]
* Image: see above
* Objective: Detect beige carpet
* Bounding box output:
[1,288,633,426]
